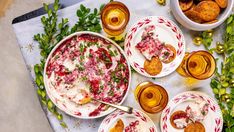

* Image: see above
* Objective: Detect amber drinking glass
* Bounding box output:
[101,1,130,36]
[134,81,168,113]
[176,50,216,80]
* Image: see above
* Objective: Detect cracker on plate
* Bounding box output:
[109,119,124,132]
[184,122,205,132]
[144,56,162,76]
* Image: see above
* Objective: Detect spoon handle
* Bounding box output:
[94,99,133,114]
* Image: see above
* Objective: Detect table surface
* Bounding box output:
[0,0,53,132]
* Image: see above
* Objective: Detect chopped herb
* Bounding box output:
[108,90,114,96]
[79,44,85,52]
[109,50,115,57]
[80,55,84,61]
[54,55,59,59]
[123,78,128,83]
[77,65,84,71]
[107,45,111,49]
[81,76,87,81]
[114,50,118,56]
[100,85,104,89]
[89,54,93,58]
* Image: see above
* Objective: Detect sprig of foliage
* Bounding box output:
[33,0,68,128]
[70,4,105,33]
[210,14,234,132]
[201,30,213,50]
[33,0,104,128]
[224,14,234,55]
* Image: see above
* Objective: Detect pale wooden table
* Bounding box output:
[0,0,53,131]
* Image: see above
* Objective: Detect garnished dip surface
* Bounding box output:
[185,99,209,122]
[45,33,130,117]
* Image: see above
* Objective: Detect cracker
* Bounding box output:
[184,122,205,132]
[144,56,162,76]
[179,0,194,11]
[184,9,203,23]
[161,44,177,64]
[109,119,124,132]
[215,0,228,8]
[203,19,218,24]
[194,1,220,22]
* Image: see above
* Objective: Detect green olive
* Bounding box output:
[157,0,166,5]
[216,41,222,45]
[216,44,225,54]
[224,94,230,99]
[226,99,231,103]
[207,29,213,33]
[193,37,203,46]
[208,32,213,37]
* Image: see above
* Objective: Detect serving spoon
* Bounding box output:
[78,89,133,114]
[92,98,133,114]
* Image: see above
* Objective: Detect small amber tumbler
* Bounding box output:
[134,81,168,113]
[101,1,130,36]
[176,50,216,80]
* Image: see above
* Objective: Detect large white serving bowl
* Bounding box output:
[170,0,234,31]
[43,31,131,119]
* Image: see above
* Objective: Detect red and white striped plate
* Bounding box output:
[124,16,185,78]
[160,91,223,132]
[98,109,157,132]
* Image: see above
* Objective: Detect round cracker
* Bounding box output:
[194,1,220,22]
[203,19,218,24]
[184,122,205,132]
[179,0,194,11]
[215,0,227,8]
[144,57,162,76]
[184,9,203,23]
[161,44,177,64]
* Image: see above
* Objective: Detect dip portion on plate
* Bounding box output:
[44,32,130,118]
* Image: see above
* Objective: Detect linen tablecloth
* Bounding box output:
[12,0,233,131]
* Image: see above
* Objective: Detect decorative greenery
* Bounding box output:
[193,30,214,51]
[209,14,234,132]
[33,0,103,128]
[70,4,105,33]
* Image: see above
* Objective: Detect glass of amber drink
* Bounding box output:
[134,81,168,113]
[101,1,130,36]
[177,50,216,80]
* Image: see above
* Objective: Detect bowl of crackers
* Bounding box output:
[170,0,234,31]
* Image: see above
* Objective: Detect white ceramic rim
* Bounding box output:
[43,31,132,119]
[174,0,234,28]
[124,16,186,78]
[160,91,223,132]
[98,109,158,132]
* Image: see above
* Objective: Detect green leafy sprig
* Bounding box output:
[33,0,103,128]
[210,14,234,132]
[70,4,105,33]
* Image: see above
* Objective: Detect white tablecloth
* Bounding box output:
[12,0,233,131]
